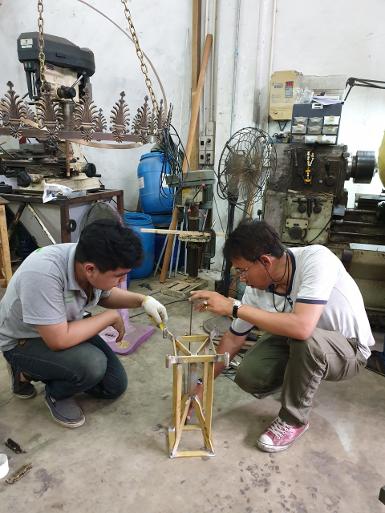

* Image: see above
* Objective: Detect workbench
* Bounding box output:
[3,189,124,245]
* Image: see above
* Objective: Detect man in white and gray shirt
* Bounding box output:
[191,220,373,453]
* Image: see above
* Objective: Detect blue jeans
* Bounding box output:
[3,335,128,400]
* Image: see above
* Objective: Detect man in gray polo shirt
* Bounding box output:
[0,219,168,428]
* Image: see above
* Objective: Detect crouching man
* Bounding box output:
[1,219,167,428]
[191,220,373,452]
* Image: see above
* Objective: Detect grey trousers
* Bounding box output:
[234,328,367,426]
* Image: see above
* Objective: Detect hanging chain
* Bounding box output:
[120,0,159,116]
[37,0,47,93]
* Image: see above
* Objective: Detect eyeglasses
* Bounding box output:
[233,255,268,278]
[234,264,256,278]
[234,253,271,278]
[234,266,250,278]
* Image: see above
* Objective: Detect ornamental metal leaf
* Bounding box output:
[95,108,107,132]
[0,99,7,125]
[110,91,130,142]
[73,85,99,141]
[36,86,62,133]
[148,111,157,136]
[156,99,165,132]
[132,95,151,142]
[0,81,28,137]
[23,104,37,125]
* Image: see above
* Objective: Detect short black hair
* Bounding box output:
[223,219,285,263]
[75,219,143,272]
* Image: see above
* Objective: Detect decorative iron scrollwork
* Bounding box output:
[110,91,130,143]
[0,82,172,145]
[0,81,28,138]
[73,85,99,141]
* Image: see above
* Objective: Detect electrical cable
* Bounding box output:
[213,193,226,234]
[306,217,332,244]
[129,297,189,319]
[158,124,186,202]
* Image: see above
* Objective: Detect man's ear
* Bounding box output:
[258,254,271,267]
[84,263,96,274]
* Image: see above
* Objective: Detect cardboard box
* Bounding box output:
[269,70,302,121]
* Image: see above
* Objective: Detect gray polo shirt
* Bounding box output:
[0,243,110,352]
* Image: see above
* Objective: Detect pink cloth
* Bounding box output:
[99,280,155,355]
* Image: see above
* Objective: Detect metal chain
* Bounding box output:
[120,0,159,116]
[37,0,47,92]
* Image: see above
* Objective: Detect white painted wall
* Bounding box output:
[271,0,385,205]
[0,0,191,209]
[1,0,384,267]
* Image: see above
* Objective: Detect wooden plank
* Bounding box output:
[190,0,202,171]
[159,34,213,283]
[141,228,212,237]
[159,209,178,283]
[183,34,213,174]
[0,205,13,286]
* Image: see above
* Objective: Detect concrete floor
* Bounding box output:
[1,277,385,513]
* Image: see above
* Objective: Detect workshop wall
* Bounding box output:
[211,0,385,269]
[272,0,385,206]
[0,0,191,209]
[1,1,383,269]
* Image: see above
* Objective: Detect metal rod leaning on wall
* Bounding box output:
[27,204,56,244]
[159,34,213,283]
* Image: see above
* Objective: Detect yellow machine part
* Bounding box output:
[378,130,385,187]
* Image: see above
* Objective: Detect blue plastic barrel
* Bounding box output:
[124,212,154,279]
[137,151,174,214]
[150,213,172,227]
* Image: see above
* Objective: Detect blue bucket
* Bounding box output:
[137,151,174,214]
[124,212,154,279]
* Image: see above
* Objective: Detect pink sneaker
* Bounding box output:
[257,417,309,452]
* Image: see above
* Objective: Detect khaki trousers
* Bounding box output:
[234,328,367,425]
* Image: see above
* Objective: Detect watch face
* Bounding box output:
[232,302,240,319]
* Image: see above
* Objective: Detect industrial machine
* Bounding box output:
[0,0,172,255]
[264,140,385,317]
[0,32,101,192]
[160,169,215,297]
[0,30,171,193]
[264,75,385,378]
[18,32,95,103]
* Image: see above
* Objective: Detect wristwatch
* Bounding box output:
[232,299,242,319]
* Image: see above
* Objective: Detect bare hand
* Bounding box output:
[111,312,125,342]
[190,290,233,317]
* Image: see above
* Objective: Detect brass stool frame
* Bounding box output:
[165,330,229,459]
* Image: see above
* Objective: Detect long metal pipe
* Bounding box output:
[255,0,277,130]
[229,0,241,137]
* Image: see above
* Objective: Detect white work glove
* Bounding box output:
[142,296,168,325]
